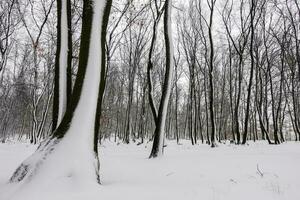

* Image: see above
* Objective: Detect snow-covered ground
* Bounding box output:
[0,140,300,200]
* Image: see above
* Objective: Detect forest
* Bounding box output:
[1,0,300,146]
[0,0,299,199]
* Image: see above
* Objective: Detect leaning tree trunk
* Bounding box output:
[9,0,111,186]
[149,0,173,158]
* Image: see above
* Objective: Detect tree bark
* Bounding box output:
[149,0,174,158]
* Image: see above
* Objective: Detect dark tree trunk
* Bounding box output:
[66,0,73,106]
[53,0,73,132]
[149,0,173,158]
[242,0,255,144]
[94,0,112,152]
[208,0,217,147]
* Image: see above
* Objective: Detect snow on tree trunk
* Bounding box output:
[9,0,109,186]
[57,0,69,124]
[149,0,174,158]
[53,0,73,132]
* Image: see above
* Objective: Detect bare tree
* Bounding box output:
[149,0,174,158]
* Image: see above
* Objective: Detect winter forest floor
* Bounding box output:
[0,140,300,200]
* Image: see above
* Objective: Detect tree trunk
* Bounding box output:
[9,0,111,185]
[208,0,217,147]
[53,0,72,132]
[149,0,173,158]
[242,0,255,144]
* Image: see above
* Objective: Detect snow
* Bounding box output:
[1,140,300,200]
[57,0,69,124]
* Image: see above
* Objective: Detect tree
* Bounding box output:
[207,0,217,147]
[9,0,112,185]
[122,6,150,143]
[0,0,19,79]
[222,0,251,144]
[52,0,73,131]
[242,0,258,144]
[149,0,174,158]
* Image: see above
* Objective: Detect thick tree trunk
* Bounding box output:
[9,0,111,185]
